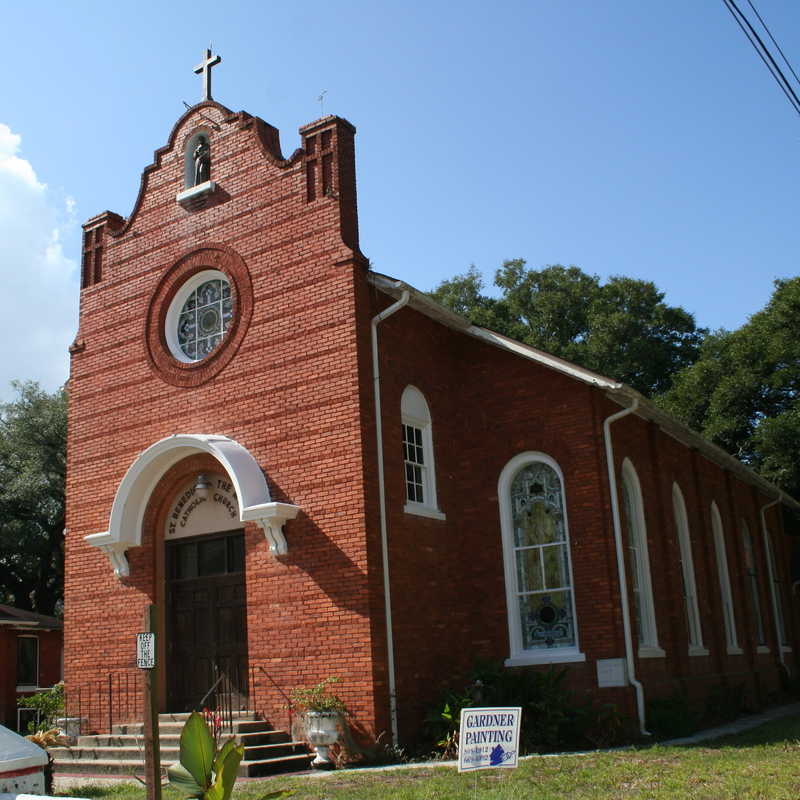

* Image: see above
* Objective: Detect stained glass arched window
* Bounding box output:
[499,453,584,664]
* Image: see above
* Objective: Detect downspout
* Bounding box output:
[603,397,650,736]
[371,286,410,746]
[760,496,784,669]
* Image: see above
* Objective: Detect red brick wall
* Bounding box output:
[65,105,383,736]
[369,298,796,739]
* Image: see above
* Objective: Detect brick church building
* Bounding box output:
[64,53,799,745]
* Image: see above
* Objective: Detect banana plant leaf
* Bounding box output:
[179,711,215,790]
[206,743,244,800]
[211,738,238,777]
[167,762,204,797]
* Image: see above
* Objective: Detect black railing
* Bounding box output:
[63,668,143,737]
[63,661,281,738]
[193,662,250,733]
[249,663,294,734]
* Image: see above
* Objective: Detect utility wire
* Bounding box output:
[721,0,800,117]
[745,0,800,89]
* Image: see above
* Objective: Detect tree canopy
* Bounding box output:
[429,260,706,397]
[0,381,66,614]
[658,277,800,499]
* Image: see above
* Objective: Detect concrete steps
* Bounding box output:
[51,712,313,778]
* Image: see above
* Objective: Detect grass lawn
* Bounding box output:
[59,714,800,800]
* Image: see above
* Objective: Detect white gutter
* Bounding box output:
[602,397,650,736]
[371,285,410,746]
[760,496,785,668]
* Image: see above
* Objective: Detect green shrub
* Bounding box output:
[425,662,627,756]
[290,677,346,714]
[646,691,699,739]
[17,683,64,732]
[705,682,747,726]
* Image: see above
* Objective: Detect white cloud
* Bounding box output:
[0,123,78,403]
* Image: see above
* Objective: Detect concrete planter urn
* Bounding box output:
[304,711,342,768]
[290,677,347,770]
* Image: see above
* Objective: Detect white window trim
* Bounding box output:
[710,501,740,653]
[673,483,705,653]
[401,386,445,520]
[763,527,789,648]
[621,459,661,654]
[638,645,666,659]
[498,451,585,666]
[164,269,230,363]
[16,634,39,691]
[742,520,767,648]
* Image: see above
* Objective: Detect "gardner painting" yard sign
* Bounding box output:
[458,707,522,773]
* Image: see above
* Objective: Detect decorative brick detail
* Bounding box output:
[81,212,124,288]
[144,245,253,387]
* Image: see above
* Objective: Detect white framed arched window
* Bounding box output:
[401,386,444,520]
[673,483,707,655]
[620,459,663,658]
[741,520,768,651]
[498,452,585,666]
[710,502,741,654]
[763,527,790,650]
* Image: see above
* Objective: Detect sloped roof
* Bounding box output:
[368,271,800,512]
[0,605,62,630]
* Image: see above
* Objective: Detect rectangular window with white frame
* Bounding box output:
[16,636,39,689]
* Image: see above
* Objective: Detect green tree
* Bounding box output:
[0,381,66,614]
[659,277,800,498]
[429,260,706,397]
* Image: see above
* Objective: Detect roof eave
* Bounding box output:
[367,271,800,511]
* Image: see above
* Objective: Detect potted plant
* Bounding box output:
[290,677,346,768]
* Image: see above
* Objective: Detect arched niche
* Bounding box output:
[184,129,212,188]
[85,434,300,578]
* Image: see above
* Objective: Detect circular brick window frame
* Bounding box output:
[145,245,253,387]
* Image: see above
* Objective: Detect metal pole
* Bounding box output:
[142,604,162,800]
[108,673,113,734]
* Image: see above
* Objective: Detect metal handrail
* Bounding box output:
[250,663,293,732]
[196,671,226,711]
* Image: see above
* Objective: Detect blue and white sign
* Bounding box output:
[458,707,522,772]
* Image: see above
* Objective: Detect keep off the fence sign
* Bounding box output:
[136,632,156,669]
[458,707,522,772]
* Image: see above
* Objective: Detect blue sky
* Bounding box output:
[1,0,798,401]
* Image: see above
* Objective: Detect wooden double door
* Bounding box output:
[166,530,249,712]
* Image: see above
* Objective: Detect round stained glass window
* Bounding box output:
[165,270,234,363]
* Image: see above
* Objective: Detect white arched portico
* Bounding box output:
[85,434,300,577]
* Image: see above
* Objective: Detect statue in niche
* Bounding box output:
[193,137,210,185]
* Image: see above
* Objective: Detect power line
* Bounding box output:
[745,0,800,89]
[721,0,800,118]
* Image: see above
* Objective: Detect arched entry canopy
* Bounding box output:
[85,434,300,578]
